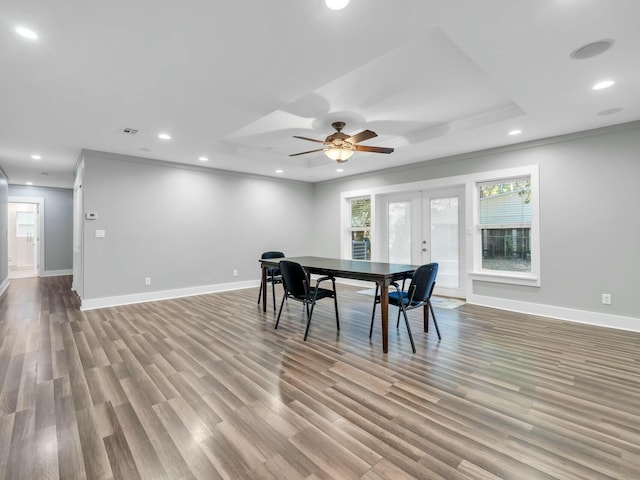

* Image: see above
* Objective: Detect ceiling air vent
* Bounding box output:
[122,128,138,135]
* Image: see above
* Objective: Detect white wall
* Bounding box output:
[79,151,315,308]
[312,122,640,327]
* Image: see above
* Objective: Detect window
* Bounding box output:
[478,177,531,273]
[350,197,371,260]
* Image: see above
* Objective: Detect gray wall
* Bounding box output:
[0,169,8,287]
[80,151,315,300]
[312,122,640,319]
[8,185,73,272]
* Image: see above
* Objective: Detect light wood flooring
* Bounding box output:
[1,276,639,479]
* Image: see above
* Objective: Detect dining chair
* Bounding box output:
[275,260,340,341]
[257,251,285,311]
[369,262,440,353]
[369,274,410,337]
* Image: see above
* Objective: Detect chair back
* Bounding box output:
[261,251,285,275]
[407,263,438,303]
[261,251,285,260]
[279,260,309,299]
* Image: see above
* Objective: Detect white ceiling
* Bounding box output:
[1,0,639,188]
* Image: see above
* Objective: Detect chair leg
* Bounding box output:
[271,277,277,312]
[275,295,286,329]
[396,307,402,329]
[399,305,416,353]
[369,284,379,338]
[303,301,313,341]
[428,300,441,339]
[257,281,263,304]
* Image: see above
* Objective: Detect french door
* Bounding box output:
[380,187,465,298]
[380,192,421,264]
[422,188,464,298]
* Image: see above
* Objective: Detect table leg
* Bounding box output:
[261,266,267,313]
[380,283,389,353]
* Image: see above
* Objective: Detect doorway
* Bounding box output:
[8,203,38,278]
[8,197,44,279]
[379,187,465,298]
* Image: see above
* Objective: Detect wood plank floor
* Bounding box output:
[1,276,639,479]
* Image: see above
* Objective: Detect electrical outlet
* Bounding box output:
[145,277,151,286]
[601,293,611,305]
[233,269,238,277]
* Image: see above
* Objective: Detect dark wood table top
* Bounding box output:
[260,256,417,284]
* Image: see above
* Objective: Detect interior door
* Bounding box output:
[422,187,465,298]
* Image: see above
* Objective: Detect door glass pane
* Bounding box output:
[430,197,459,288]
[388,201,411,264]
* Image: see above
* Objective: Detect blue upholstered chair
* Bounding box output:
[369,262,440,353]
[275,260,340,341]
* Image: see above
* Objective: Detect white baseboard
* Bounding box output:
[40,269,73,277]
[0,278,10,297]
[467,293,640,333]
[78,278,639,334]
[80,279,259,311]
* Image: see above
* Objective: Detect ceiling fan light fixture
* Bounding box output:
[325,146,354,162]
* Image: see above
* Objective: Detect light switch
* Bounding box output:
[95,229,106,238]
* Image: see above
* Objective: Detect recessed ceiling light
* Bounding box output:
[15,26,38,40]
[508,129,522,136]
[198,156,208,162]
[336,168,344,172]
[570,39,614,60]
[326,0,350,10]
[592,80,615,90]
[275,169,284,174]
[26,181,33,185]
[31,154,42,160]
[157,133,172,140]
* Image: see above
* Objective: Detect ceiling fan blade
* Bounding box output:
[293,135,326,144]
[347,129,377,144]
[355,145,394,154]
[289,148,326,157]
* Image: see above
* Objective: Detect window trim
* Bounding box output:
[344,195,374,261]
[470,167,540,286]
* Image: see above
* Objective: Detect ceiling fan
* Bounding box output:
[290,121,394,162]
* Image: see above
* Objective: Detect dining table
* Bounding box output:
[259,256,421,353]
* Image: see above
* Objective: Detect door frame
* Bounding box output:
[8,196,44,277]
[373,186,466,299]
